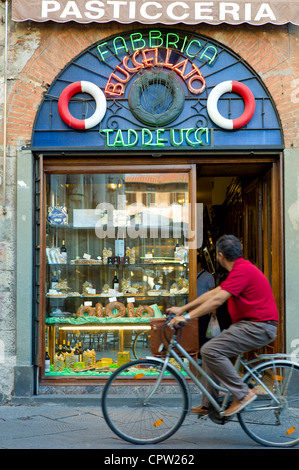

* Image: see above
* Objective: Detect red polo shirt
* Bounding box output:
[220,258,279,324]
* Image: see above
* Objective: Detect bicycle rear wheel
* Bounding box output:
[239,361,299,447]
[101,359,189,445]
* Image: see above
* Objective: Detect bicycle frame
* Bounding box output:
[146,329,292,414]
[146,332,230,413]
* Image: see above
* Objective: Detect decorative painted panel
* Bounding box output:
[32,29,283,152]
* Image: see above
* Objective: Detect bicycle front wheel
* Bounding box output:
[101,359,189,445]
[239,361,299,447]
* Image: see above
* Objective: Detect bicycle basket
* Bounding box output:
[149,318,199,357]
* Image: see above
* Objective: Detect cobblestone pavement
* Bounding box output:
[0,398,286,453]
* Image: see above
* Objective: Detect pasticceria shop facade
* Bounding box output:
[2,1,298,400]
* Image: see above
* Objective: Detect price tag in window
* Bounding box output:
[84,301,93,306]
[109,297,117,302]
[126,297,135,303]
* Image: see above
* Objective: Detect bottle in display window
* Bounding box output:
[44,172,192,378]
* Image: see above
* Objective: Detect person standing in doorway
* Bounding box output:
[196,254,215,350]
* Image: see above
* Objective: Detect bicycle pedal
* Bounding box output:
[197,414,209,420]
[208,408,230,425]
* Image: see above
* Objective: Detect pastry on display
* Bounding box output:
[103,247,112,264]
[135,305,154,317]
[95,302,104,317]
[53,354,65,371]
[104,301,126,317]
[83,349,96,368]
[46,289,67,298]
[127,302,135,317]
[125,247,135,264]
[70,258,102,265]
[67,291,81,297]
[65,351,75,370]
[76,305,96,317]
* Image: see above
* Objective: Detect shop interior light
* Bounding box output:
[59,325,152,331]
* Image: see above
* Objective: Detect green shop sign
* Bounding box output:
[101,127,210,148]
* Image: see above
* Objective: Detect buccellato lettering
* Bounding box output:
[104,48,206,97]
[41,1,277,23]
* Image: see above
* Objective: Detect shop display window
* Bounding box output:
[44,172,191,377]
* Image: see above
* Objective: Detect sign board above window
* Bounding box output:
[31,29,283,153]
[12,1,299,26]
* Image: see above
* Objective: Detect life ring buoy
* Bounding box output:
[207,81,255,130]
[58,81,106,130]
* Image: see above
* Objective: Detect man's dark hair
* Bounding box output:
[216,235,243,261]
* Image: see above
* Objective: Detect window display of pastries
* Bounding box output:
[70,258,102,265]
[46,289,67,298]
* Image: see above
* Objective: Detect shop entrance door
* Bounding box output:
[243,168,282,354]
[196,159,283,354]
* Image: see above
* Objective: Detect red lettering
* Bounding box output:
[164,48,174,69]
[104,47,206,97]
[183,63,201,80]
[154,48,164,67]
[132,50,144,69]
[141,48,155,67]
[105,82,125,97]
[122,56,140,73]
[188,74,205,94]
[172,59,188,78]
[111,66,131,83]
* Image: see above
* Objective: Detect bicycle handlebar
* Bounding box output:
[165,312,186,328]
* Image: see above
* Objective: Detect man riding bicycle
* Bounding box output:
[168,234,278,417]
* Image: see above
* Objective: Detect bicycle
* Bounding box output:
[101,314,299,447]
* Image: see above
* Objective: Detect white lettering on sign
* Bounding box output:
[85,1,105,19]
[140,2,162,20]
[254,3,276,21]
[194,3,213,20]
[61,1,83,17]
[167,2,189,22]
[40,1,277,23]
[42,1,60,17]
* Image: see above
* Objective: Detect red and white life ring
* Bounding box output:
[58,81,106,130]
[207,81,255,130]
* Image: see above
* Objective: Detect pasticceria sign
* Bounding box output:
[12,1,299,26]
